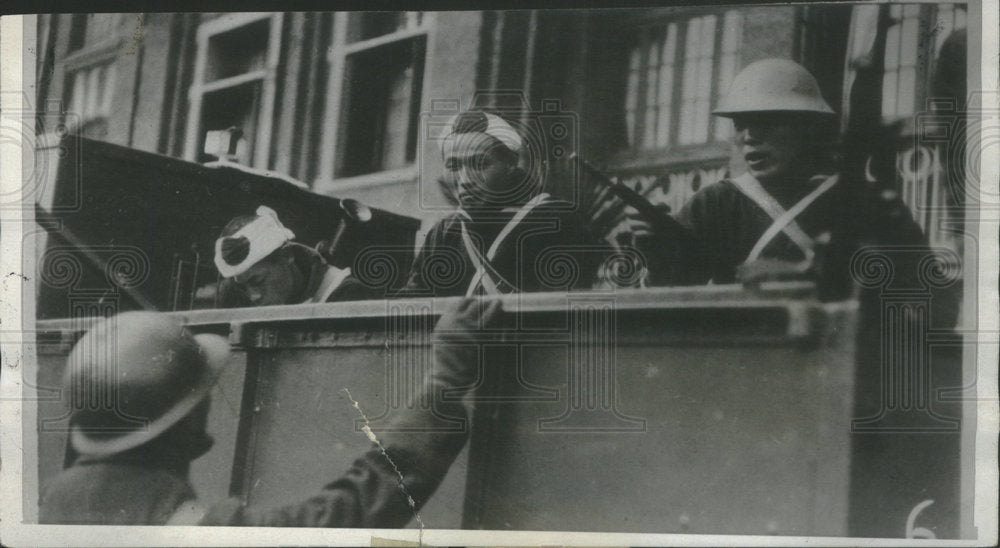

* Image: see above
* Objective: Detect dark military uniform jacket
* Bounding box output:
[40,445,449,527]
[651,172,849,285]
[404,193,600,297]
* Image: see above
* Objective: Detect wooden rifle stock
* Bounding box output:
[571,153,690,241]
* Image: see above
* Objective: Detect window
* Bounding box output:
[320,12,432,183]
[625,23,676,150]
[623,11,742,151]
[66,14,122,54]
[60,14,125,140]
[881,4,922,119]
[67,14,88,52]
[934,3,967,58]
[881,4,967,121]
[184,13,283,167]
[65,61,117,139]
[678,15,716,145]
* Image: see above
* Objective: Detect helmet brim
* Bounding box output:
[70,333,231,457]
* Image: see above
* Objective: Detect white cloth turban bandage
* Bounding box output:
[214,206,296,278]
[442,112,523,154]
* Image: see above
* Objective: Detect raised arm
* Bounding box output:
[202,298,503,528]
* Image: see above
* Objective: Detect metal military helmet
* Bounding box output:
[713,58,835,117]
[65,311,230,456]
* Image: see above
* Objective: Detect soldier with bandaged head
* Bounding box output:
[214,205,377,306]
[404,109,600,296]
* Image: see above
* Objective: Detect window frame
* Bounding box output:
[60,32,121,134]
[881,3,967,127]
[183,12,284,170]
[314,11,436,194]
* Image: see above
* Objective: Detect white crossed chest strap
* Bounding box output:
[309,265,353,303]
[730,172,839,264]
[460,193,550,296]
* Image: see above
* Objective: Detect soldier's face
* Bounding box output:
[442,132,517,207]
[233,252,302,306]
[732,114,811,185]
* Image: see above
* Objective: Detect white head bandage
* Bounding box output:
[443,112,523,154]
[214,206,296,278]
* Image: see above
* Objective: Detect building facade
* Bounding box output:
[36,5,969,249]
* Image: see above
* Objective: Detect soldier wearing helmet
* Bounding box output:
[40,302,499,525]
[627,58,876,286]
[403,109,600,296]
[215,205,377,307]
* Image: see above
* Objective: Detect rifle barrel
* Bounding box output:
[571,154,690,240]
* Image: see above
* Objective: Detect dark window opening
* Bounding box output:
[336,37,426,177]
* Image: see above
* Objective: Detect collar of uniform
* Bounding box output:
[749,171,836,207]
[457,193,548,220]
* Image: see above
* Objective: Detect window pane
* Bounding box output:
[625,47,640,148]
[655,27,676,149]
[85,14,122,46]
[85,68,101,119]
[695,58,712,143]
[68,14,88,52]
[897,66,916,116]
[655,82,672,148]
[899,16,919,66]
[643,42,660,149]
[656,23,677,148]
[660,23,677,65]
[936,5,955,56]
[679,58,698,144]
[715,11,742,141]
[349,12,425,42]
[625,46,641,148]
[100,63,117,117]
[884,25,901,70]
[685,16,701,59]
[204,19,270,82]
[700,15,717,58]
[625,110,637,148]
[70,72,85,121]
[882,72,898,117]
[721,10,742,53]
[699,56,713,96]
[678,15,716,145]
[647,33,660,66]
[199,81,263,164]
[382,65,415,169]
